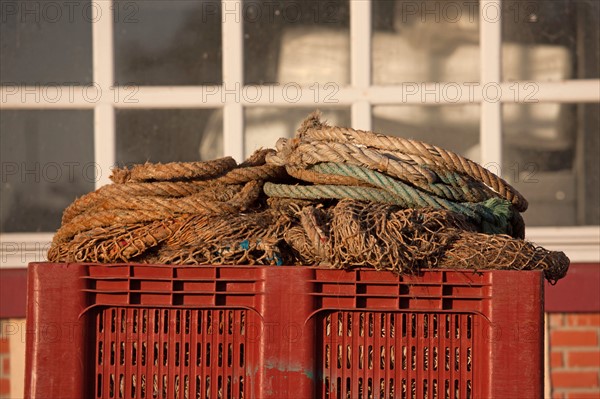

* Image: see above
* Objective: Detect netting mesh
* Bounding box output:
[48,112,569,283]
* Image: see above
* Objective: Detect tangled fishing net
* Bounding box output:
[48,112,569,283]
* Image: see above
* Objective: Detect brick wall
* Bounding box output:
[550,313,600,399]
[0,320,9,399]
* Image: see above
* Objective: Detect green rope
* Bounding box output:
[313,163,513,234]
[263,183,406,205]
[421,164,495,203]
[264,162,514,235]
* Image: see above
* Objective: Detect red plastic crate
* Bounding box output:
[25,263,544,398]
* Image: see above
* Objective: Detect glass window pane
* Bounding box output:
[503,103,599,226]
[502,0,599,81]
[372,0,480,84]
[244,0,350,85]
[372,105,480,158]
[0,0,92,85]
[116,109,223,165]
[244,107,351,157]
[0,110,94,233]
[114,0,222,85]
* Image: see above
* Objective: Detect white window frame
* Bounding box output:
[1,0,599,268]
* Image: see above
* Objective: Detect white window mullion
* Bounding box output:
[480,0,503,168]
[222,0,244,162]
[92,0,115,188]
[350,0,372,131]
[2,80,599,110]
[94,104,116,187]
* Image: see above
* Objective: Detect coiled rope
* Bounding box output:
[287,112,528,211]
[264,113,526,238]
[47,112,568,283]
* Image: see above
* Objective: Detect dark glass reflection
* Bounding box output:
[244,0,350,85]
[114,0,222,85]
[1,0,92,85]
[0,110,94,232]
[116,109,222,165]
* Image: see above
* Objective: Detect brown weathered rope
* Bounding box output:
[53,209,173,245]
[268,140,498,204]
[61,182,240,224]
[53,180,261,246]
[295,112,528,211]
[110,156,237,183]
[214,164,287,184]
[239,148,275,167]
[268,139,438,184]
